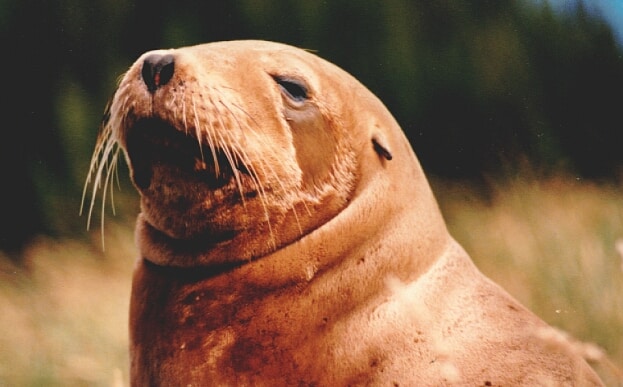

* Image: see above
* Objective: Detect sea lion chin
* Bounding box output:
[84,40,603,386]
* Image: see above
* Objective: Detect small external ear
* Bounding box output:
[372,134,393,161]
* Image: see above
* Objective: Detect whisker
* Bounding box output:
[108,146,122,217]
[80,119,122,249]
[211,95,242,185]
[212,113,242,192]
[99,146,121,249]
[205,93,223,177]
[182,92,189,135]
[83,129,115,227]
[191,97,205,162]
[80,132,107,216]
[218,99,255,204]
[171,91,179,124]
[81,89,130,248]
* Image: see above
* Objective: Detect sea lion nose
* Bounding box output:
[141,53,175,93]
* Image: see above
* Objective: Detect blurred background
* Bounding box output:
[0,0,622,385]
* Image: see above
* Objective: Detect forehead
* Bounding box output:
[169,41,333,88]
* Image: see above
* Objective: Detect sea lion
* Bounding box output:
[85,40,603,386]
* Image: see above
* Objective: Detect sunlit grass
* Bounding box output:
[0,224,135,387]
[0,174,621,385]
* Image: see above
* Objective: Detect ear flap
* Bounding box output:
[372,134,393,161]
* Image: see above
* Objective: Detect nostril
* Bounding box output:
[141,53,175,93]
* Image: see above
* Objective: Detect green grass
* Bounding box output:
[0,174,621,385]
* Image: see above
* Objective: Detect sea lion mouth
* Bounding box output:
[125,118,248,192]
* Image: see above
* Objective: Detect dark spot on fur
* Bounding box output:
[183,336,202,351]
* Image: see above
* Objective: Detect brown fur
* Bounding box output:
[88,40,603,386]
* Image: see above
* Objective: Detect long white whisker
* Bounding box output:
[202,116,219,177]
[98,146,121,249]
[218,99,254,204]
[182,92,189,135]
[191,97,205,162]
[84,130,116,229]
[80,131,107,216]
[212,119,241,191]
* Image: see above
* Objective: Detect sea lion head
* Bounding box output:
[86,40,444,268]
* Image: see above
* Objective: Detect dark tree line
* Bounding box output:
[1,0,622,255]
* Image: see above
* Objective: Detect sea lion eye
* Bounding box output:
[272,76,309,102]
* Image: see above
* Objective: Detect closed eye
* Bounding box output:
[272,75,309,102]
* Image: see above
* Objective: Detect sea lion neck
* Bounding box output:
[135,149,449,297]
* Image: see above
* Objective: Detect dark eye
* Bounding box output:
[272,75,308,102]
